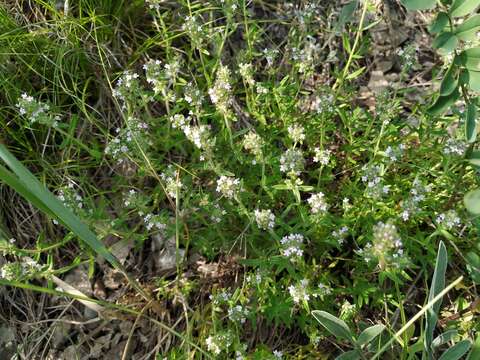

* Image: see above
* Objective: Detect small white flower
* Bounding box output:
[289,279,310,304]
[273,350,283,358]
[254,209,275,230]
[280,148,305,176]
[288,124,305,143]
[307,192,328,214]
[216,175,240,199]
[313,148,331,165]
[280,234,304,260]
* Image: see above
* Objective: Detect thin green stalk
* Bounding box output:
[333,0,369,92]
[371,276,463,360]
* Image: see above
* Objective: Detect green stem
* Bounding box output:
[371,276,463,360]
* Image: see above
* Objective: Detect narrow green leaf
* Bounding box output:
[464,189,480,215]
[432,330,459,348]
[345,66,366,80]
[425,241,448,353]
[312,310,354,342]
[430,12,450,33]
[0,144,119,268]
[401,0,437,10]
[440,67,458,96]
[451,0,480,17]
[466,102,477,143]
[438,340,471,360]
[455,14,480,41]
[357,324,385,347]
[427,89,460,116]
[336,350,362,360]
[432,32,459,54]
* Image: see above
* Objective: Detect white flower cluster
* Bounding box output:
[182,15,204,46]
[288,278,310,304]
[280,233,304,260]
[280,148,305,177]
[332,226,349,245]
[141,212,167,232]
[384,144,406,163]
[184,124,213,150]
[112,71,141,104]
[143,58,181,96]
[400,179,432,221]
[291,37,319,74]
[256,83,269,94]
[123,189,138,207]
[205,332,233,355]
[310,94,334,114]
[227,305,249,324]
[436,210,461,230]
[0,259,42,281]
[168,114,214,151]
[397,44,418,72]
[145,0,164,10]
[287,124,305,143]
[273,350,283,359]
[239,63,255,86]
[57,182,84,211]
[313,148,331,166]
[209,290,232,305]
[210,203,227,223]
[254,209,275,230]
[443,138,467,156]
[160,165,183,199]
[243,131,263,160]
[361,164,390,198]
[246,270,263,285]
[169,114,188,129]
[262,48,279,67]
[358,221,406,270]
[307,192,328,215]
[104,117,150,163]
[317,282,333,296]
[183,82,203,109]
[208,64,233,116]
[216,175,240,199]
[219,0,238,14]
[16,93,59,127]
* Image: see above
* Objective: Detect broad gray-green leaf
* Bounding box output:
[357,324,385,347]
[467,70,480,92]
[466,102,477,143]
[427,89,460,116]
[451,0,480,17]
[438,340,471,360]
[455,48,480,71]
[425,241,448,354]
[440,67,458,96]
[335,350,362,360]
[430,12,449,33]
[464,189,480,215]
[401,0,437,10]
[432,32,459,54]
[468,150,480,166]
[455,14,480,41]
[336,1,358,30]
[432,330,458,348]
[312,310,354,342]
[467,333,480,359]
